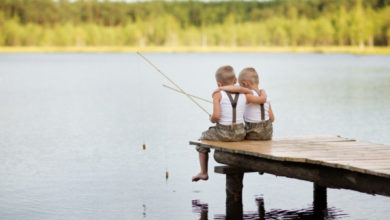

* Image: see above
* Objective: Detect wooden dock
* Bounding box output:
[190,135,390,218]
[190,135,390,197]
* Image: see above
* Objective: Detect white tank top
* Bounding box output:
[244,90,270,123]
[218,91,246,126]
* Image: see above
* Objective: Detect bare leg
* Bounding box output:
[192,152,209,182]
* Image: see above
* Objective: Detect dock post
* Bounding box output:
[214,165,256,220]
[255,197,266,220]
[313,183,327,217]
[226,171,244,220]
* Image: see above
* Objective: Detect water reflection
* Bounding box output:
[193,196,346,220]
[142,204,146,218]
[192,200,208,220]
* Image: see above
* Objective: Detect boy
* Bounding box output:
[192,65,267,182]
[237,67,274,140]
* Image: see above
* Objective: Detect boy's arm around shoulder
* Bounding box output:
[246,89,267,104]
[209,91,221,123]
[216,85,252,95]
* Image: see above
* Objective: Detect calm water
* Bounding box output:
[0,53,389,220]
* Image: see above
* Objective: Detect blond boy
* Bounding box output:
[239,67,274,140]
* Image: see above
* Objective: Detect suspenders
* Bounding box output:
[226,92,240,124]
[225,91,265,124]
[260,104,265,121]
[255,90,265,121]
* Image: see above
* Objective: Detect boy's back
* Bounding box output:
[218,91,246,126]
[200,90,246,143]
[245,90,271,123]
[244,89,273,140]
[238,67,274,140]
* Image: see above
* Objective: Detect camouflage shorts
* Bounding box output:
[196,123,246,153]
[245,120,273,140]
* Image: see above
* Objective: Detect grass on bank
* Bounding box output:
[0,46,390,54]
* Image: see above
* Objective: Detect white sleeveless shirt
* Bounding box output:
[218,91,246,126]
[244,90,270,123]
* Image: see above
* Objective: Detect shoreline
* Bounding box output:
[1,46,390,55]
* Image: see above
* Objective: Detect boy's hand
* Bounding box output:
[246,89,267,104]
[259,89,267,98]
[209,114,218,123]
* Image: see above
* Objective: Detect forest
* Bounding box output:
[0,0,390,48]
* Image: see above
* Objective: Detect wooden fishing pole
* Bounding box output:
[162,84,212,104]
[137,52,211,116]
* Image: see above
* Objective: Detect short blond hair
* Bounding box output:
[215,65,236,85]
[238,67,259,85]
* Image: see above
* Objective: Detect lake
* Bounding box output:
[0,53,389,219]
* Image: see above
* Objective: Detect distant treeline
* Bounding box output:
[1,0,390,47]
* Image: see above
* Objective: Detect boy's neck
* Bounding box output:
[220,83,235,87]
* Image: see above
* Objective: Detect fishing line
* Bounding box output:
[137,52,170,180]
[163,142,169,182]
[138,55,146,150]
[137,52,210,116]
[136,56,147,213]
[162,84,212,104]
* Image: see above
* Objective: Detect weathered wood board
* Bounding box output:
[189,135,390,179]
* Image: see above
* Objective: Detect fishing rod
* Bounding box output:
[137,52,211,116]
[162,84,212,104]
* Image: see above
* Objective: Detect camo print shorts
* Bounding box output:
[196,123,246,153]
[245,120,273,140]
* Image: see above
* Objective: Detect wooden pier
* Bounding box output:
[190,135,390,218]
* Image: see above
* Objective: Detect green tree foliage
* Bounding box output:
[0,0,390,47]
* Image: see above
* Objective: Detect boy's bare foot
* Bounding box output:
[192,173,209,182]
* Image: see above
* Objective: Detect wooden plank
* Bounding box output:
[190,140,390,157]
[268,150,390,156]
[214,151,390,197]
[192,140,389,153]
[267,142,389,151]
[302,156,390,161]
[268,144,390,151]
[325,160,390,169]
[214,166,256,174]
[372,169,390,175]
[189,137,390,179]
[269,151,390,158]
[302,159,390,178]
[190,139,390,155]
[272,135,354,142]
